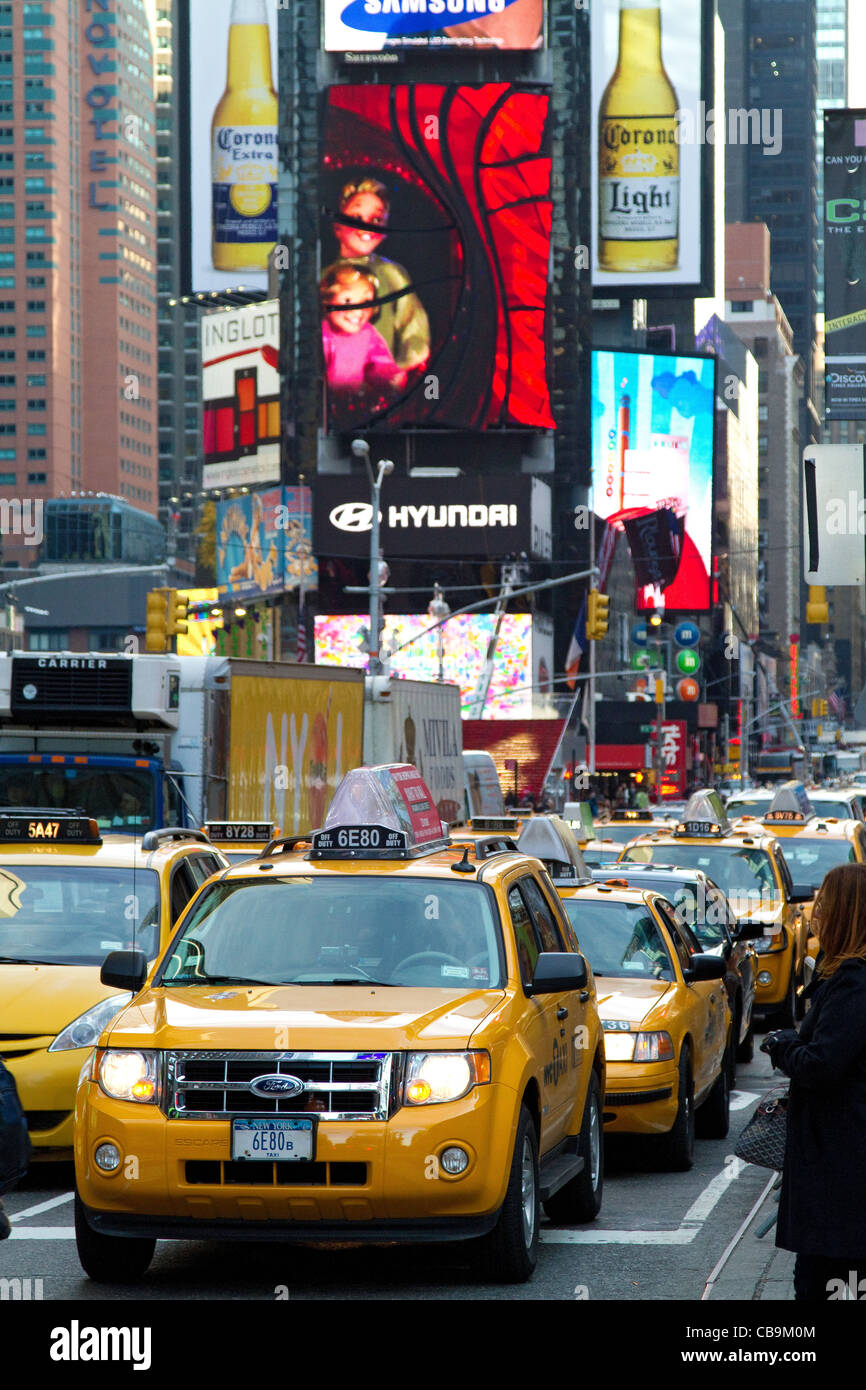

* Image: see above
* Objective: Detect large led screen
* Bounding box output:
[202,301,280,489]
[824,109,866,419]
[320,84,554,432]
[591,350,715,612]
[315,613,539,718]
[185,0,279,294]
[591,0,713,295]
[323,0,545,52]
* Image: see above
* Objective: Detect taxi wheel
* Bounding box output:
[74,1194,155,1283]
[543,1072,604,1224]
[656,1047,694,1171]
[477,1105,539,1283]
[773,967,797,1029]
[696,1047,730,1140]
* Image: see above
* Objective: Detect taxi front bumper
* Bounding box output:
[752,938,792,1011]
[602,1063,679,1135]
[5,1044,87,1154]
[75,1079,519,1238]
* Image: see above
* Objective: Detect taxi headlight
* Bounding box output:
[633,1031,675,1063]
[48,993,133,1053]
[754,932,784,954]
[404,1051,490,1105]
[603,1032,636,1062]
[98,1049,159,1104]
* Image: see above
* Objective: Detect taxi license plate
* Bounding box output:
[231,1118,314,1162]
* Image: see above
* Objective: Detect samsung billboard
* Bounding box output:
[323,0,545,52]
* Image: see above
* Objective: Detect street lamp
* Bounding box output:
[427,583,450,682]
[351,439,394,676]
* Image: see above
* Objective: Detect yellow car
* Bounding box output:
[553,879,730,1170]
[619,790,812,1026]
[74,764,605,1285]
[0,812,228,1156]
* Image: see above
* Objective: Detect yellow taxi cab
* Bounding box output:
[525,818,730,1171]
[74,765,606,1285]
[734,783,866,968]
[618,790,812,1026]
[591,808,673,847]
[0,811,228,1157]
[203,821,297,867]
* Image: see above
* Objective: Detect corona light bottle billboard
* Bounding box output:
[211,0,278,273]
[598,0,680,273]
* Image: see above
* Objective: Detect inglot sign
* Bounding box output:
[314,475,552,560]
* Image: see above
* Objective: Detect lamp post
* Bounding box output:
[351,439,393,677]
[427,584,450,682]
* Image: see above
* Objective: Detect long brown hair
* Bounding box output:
[813,863,866,976]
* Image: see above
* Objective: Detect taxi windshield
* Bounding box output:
[560,899,675,981]
[725,795,773,819]
[0,766,155,834]
[593,823,658,845]
[160,876,504,989]
[780,838,856,889]
[806,799,858,820]
[0,866,160,966]
[620,843,781,913]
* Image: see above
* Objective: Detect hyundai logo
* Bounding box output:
[329,502,379,533]
[250,1073,305,1099]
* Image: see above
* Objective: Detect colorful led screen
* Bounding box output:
[323,0,545,52]
[320,83,554,432]
[315,613,541,718]
[591,350,715,612]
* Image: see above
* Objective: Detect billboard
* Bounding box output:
[824,110,866,419]
[591,0,713,295]
[323,0,545,52]
[217,485,316,601]
[184,0,279,295]
[321,84,554,432]
[314,474,552,560]
[202,301,280,489]
[315,613,551,718]
[590,350,715,612]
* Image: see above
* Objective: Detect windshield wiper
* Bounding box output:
[165,974,277,988]
[0,955,54,965]
[294,976,393,986]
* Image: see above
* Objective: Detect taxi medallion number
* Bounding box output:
[231,1118,315,1162]
[29,820,60,840]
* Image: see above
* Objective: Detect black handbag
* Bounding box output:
[0,1058,30,1196]
[733,1084,789,1171]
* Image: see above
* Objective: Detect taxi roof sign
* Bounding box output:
[610,808,655,823]
[313,764,449,860]
[0,810,102,845]
[517,814,590,882]
[563,801,595,839]
[674,790,729,838]
[762,782,814,824]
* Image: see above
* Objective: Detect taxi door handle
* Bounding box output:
[557,1006,569,1020]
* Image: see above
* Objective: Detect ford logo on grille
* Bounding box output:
[250,1074,305,1099]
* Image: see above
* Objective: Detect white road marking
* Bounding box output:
[9,1226,75,1240]
[9,1191,74,1222]
[729,1089,761,1111]
[543,1157,745,1246]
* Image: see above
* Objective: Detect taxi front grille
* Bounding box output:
[164,1051,396,1122]
[184,1161,368,1186]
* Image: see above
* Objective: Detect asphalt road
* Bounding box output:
[1,1048,782,1303]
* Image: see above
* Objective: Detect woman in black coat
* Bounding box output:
[764,862,866,1301]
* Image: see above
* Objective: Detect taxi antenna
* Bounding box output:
[450,844,475,875]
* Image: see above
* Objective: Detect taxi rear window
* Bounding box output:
[158,876,505,990]
[780,838,856,887]
[560,899,674,982]
[0,866,160,966]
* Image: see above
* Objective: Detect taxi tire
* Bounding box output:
[477,1105,539,1284]
[773,966,797,1029]
[696,1048,730,1140]
[543,1072,604,1224]
[74,1194,155,1283]
[656,1047,695,1172]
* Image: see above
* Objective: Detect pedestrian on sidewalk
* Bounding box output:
[763,862,866,1301]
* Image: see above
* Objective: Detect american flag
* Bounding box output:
[829,688,847,719]
[296,595,308,663]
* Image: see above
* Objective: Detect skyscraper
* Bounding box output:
[0,0,158,569]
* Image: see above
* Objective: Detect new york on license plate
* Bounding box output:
[231,1117,314,1161]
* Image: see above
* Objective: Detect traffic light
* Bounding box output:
[806,586,829,624]
[167,589,189,638]
[647,607,662,628]
[145,589,168,653]
[586,589,610,640]
[819,699,828,717]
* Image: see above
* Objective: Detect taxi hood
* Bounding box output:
[104,985,507,1053]
[0,964,121,1037]
[596,979,673,1029]
[731,898,786,932]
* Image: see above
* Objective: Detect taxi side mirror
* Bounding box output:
[789,888,815,904]
[734,920,766,941]
[683,953,726,984]
[529,952,588,995]
[101,949,148,994]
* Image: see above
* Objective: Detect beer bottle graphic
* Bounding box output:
[211,0,278,273]
[598,0,680,273]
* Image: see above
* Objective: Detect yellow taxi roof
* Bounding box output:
[0,831,217,870]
